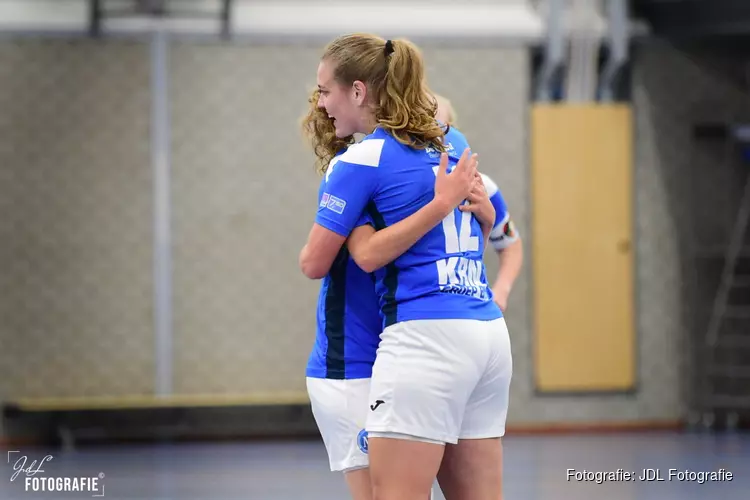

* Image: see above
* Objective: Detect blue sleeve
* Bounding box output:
[314,140,383,237]
[489,191,509,231]
[356,211,374,228]
[481,173,520,251]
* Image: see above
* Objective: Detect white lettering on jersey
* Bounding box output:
[426,141,456,159]
[436,257,487,299]
[432,165,479,253]
[440,210,479,254]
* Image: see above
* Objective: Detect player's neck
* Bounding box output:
[360,114,379,135]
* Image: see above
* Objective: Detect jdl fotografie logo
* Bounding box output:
[7,451,105,497]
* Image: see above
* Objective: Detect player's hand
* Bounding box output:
[459,173,495,229]
[434,148,478,212]
[492,283,510,311]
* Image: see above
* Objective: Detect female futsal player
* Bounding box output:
[300,89,478,500]
[299,34,513,500]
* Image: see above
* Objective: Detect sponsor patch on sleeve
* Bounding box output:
[325,194,347,214]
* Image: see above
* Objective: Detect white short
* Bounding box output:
[306,377,371,472]
[365,318,512,444]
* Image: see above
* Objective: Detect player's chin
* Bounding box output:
[333,123,353,138]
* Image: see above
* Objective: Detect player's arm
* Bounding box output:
[492,229,523,307]
[299,227,347,280]
[299,150,379,280]
[482,174,523,311]
[346,150,478,273]
[481,219,494,251]
[347,201,450,273]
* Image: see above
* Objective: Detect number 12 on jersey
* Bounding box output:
[432,165,480,253]
[441,209,478,253]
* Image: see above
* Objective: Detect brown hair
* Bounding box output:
[300,88,354,175]
[320,33,445,152]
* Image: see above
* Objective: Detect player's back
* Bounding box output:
[306,167,381,380]
[366,126,502,326]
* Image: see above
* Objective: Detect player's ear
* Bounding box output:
[351,80,367,106]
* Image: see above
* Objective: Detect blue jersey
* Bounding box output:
[306,163,382,380]
[315,126,503,328]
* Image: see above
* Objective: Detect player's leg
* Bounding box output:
[437,439,504,500]
[346,467,434,500]
[367,434,444,500]
[344,468,374,500]
[436,317,512,500]
[307,377,373,500]
[365,319,486,500]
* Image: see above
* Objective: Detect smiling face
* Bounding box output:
[316,59,370,138]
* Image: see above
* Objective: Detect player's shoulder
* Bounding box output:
[324,147,349,181]
[329,147,347,167]
[445,125,469,145]
[337,130,388,168]
[442,126,470,162]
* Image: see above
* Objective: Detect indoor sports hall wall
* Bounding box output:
[2,37,747,436]
[0,39,156,403]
